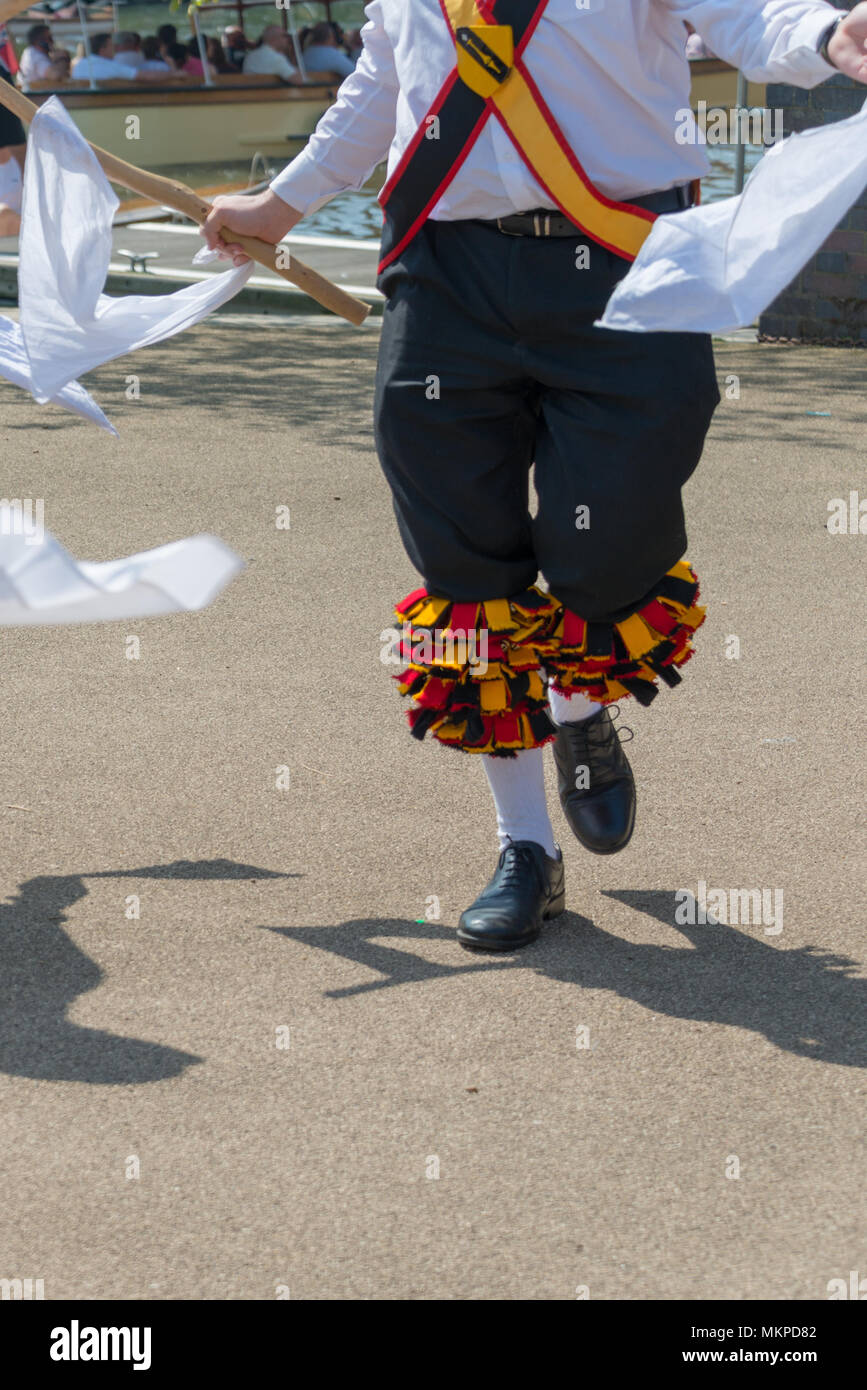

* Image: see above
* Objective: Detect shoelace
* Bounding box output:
[613,704,634,747]
[498,842,545,892]
[565,705,634,754]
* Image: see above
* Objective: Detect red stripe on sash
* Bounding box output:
[515,58,655,226]
[378,82,494,272]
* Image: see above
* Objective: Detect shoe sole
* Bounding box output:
[456,890,566,951]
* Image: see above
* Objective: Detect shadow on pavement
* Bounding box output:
[1,322,381,447]
[266,890,867,1068]
[0,858,296,1085]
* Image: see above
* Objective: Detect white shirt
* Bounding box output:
[243,45,298,80]
[18,46,53,84]
[70,55,139,81]
[271,0,843,217]
[113,49,146,70]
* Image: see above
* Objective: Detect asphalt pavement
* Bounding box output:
[1,319,865,1300]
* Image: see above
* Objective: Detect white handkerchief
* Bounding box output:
[0,315,116,432]
[0,510,244,626]
[15,96,253,405]
[599,97,867,335]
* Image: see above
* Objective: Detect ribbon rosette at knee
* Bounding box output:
[392,561,707,753]
[0,97,252,426]
[544,561,706,707]
[393,586,560,756]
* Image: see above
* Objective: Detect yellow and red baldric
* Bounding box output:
[379,0,658,272]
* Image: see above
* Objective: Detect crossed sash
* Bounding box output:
[378,0,658,271]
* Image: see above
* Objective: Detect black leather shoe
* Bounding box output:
[552,707,636,854]
[457,840,565,952]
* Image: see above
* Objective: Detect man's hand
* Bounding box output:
[201,189,302,266]
[828,2,867,83]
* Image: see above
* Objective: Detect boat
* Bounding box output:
[6,0,346,167]
[689,58,766,113]
[23,71,339,168]
[6,3,772,172]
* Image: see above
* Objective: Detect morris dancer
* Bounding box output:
[204,1,865,951]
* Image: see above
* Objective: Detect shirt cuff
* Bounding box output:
[270,147,348,217]
[788,7,848,84]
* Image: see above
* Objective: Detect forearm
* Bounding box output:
[667,0,846,85]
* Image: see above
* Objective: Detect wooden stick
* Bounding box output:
[0,79,371,325]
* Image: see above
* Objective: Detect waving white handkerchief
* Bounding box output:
[0,315,116,432]
[599,97,867,335]
[14,96,252,406]
[0,511,243,626]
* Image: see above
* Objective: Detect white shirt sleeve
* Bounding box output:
[270,0,398,215]
[664,0,846,85]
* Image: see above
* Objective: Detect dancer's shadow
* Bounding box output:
[1,858,296,1084]
[265,889,867,1067]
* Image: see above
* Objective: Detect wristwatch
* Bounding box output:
[818,15,843,67]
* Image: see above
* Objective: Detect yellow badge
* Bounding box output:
[455,24,514,99]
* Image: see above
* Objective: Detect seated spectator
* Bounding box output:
[221,26,248,71]
[140,36,170,72]
[156,23,177,54]
[204,36,233,76]
[183,40,204,77]
[71,33,173,82]
[17,23,68,85]
[163,41,200,77]
[302,20,355,77]
[48,45,71,80]
[243,25,305,84]
[113,32,145,70]
[71,32,139,79]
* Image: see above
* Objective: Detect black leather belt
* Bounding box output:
[488,184,695,237]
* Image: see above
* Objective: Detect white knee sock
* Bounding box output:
[548,686,601,725]
[482,748,559,860]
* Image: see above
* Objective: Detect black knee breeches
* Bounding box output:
[374,218,719,754]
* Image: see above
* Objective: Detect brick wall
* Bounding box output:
[759,1,866,346]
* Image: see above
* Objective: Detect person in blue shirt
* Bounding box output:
[302,21,355,78]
